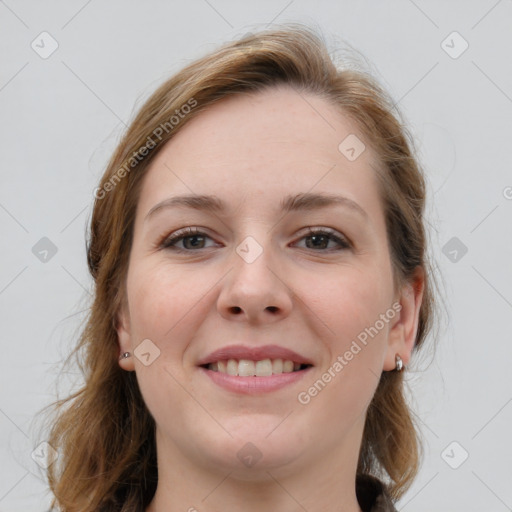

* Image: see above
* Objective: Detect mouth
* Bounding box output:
[198,359,314,394]
[199,359,313,377]
[196,344,314,393]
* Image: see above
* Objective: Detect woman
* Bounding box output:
[42,24,436,511]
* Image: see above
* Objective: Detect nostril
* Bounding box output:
[266,306,278,313]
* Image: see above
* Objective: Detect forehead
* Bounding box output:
[136,85,384,221]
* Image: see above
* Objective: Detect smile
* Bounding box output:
[201,358,312,377]
[198,361,313,394]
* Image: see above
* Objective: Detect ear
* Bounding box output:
[116,303,135,371]
[383,266,425,371]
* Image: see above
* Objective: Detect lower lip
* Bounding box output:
[198,366,313,394]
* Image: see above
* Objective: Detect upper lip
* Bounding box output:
[197,344,314,366]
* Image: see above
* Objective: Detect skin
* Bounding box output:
[116,85,424,512]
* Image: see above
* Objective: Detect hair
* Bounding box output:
[39,23,439,511]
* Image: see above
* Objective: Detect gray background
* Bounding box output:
[1,1,511,510]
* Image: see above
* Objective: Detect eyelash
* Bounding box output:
[159,227,351,253]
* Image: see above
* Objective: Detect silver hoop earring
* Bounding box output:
[119,352,131,361]
[395,354,404,372]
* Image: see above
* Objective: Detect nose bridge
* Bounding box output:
[217,229,293,321]
[232,231,278,292]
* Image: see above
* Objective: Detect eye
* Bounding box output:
[159,226,351,253]
[160,227,218,252]
[294,227,351,251]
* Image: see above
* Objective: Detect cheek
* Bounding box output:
[300,263,393,347]
[126,261,207,341]
[295,269,390,427]
[125,263,206,428]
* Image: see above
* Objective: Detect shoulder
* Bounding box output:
[356,474,397,512]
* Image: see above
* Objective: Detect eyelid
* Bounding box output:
[158,227,217,250]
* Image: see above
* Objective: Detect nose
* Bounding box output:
[216,237,293,325]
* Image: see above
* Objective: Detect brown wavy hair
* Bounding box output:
[38,23,439,511]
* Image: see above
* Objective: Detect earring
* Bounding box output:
[119,352,131,361]
[395,354,404,372]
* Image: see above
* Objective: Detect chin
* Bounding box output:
[202,429,306,477]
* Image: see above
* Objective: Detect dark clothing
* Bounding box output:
[356,474,397,512]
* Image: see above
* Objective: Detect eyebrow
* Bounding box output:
[144,192,369,222]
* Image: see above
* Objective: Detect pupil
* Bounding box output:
[307,234,327,249]
[185,235,204,249]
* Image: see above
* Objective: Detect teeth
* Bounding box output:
[207,358,306,377]
[226,359,238,376]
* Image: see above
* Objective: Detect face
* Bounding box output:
[116,85,419,478]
